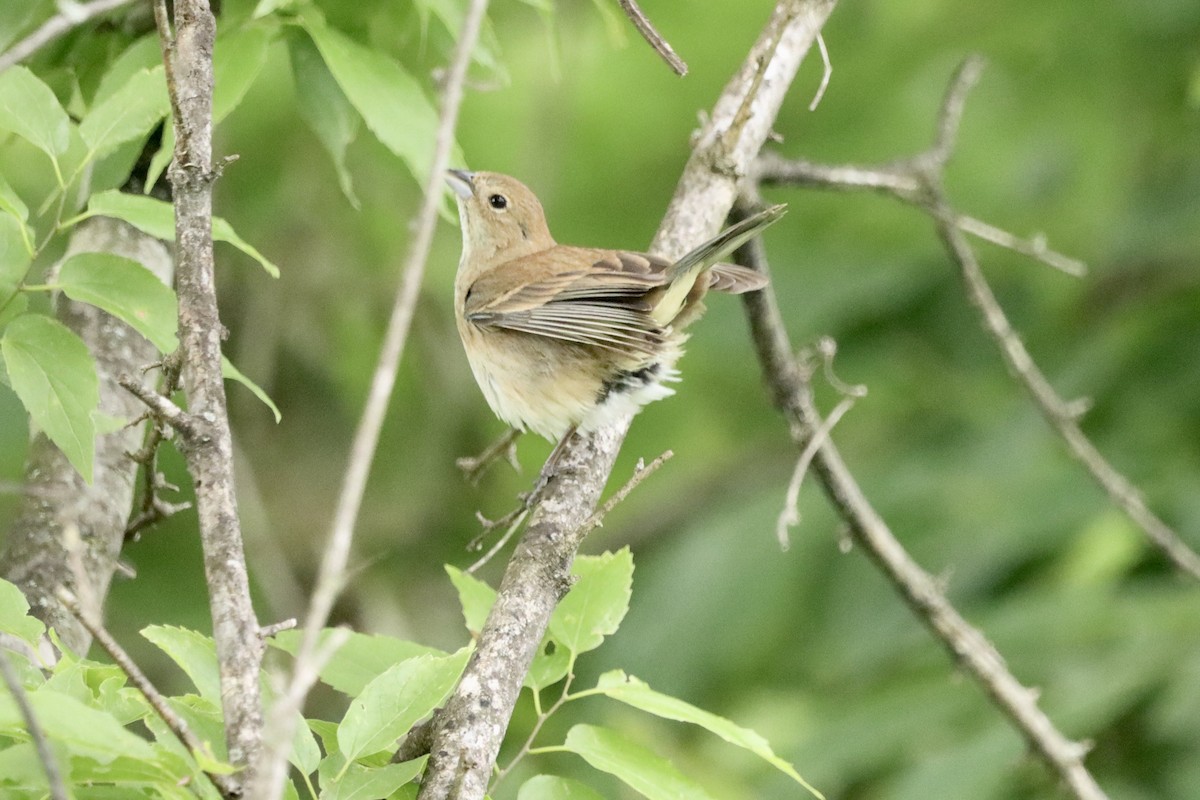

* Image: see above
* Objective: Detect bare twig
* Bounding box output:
[776,396,854,550]
[734,198,1108,800]
[0,0,139,74]
[250,0,494,796]
[756,58,1198,581]
[457,428,522,484]
[616,0,688,76]
[59,588,242,799]
[153,0,264,773]
[125,356,189,538]
[418,4,838,799]
[466,508,529,573]
[0,647,68,800]
[578,451,673,535]
[808,32,831,110]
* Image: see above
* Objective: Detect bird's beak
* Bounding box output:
[445,169,475,200]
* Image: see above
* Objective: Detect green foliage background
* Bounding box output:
[2,0,1199,797]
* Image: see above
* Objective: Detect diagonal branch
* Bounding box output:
[417,3,838,799]
[732,197,1109,800]
[755,58,1200,582]
[0,647,67,800]
[616,0,688,76]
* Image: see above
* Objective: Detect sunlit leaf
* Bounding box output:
[271,629,445,696]
[338,648,470,763]
[79,67,169,161]
[561,724,718,800]
[141,625,221,702]
[298,10,445,185]
[594,670,823,798]
[2,313,97,482]
[58,252,178,352]
[214,24,275,123]
[81,190,281,277]
[0,577,46,648]
[548,548,633,653]
[286,28,361,206]
[445,564,495,634]
[0,690,155,764]
[0,66,70,161]
[321,756,426,800]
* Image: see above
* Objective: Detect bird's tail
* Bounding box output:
[650,204,786,326]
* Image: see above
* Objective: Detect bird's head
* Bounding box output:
[445,170,556,265]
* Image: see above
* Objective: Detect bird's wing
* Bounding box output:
[462,248,672,356]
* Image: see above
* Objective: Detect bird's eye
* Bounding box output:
[488,194,508,210]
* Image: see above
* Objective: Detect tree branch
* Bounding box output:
[1,218,173,655]
[417,3,838,799]
[153,0,264,773]
[0,647,68,800]
[755,58,1200,582]
[0,0,140,74]
[733,195,1109,800]
[59,588,242,799]
[616,0,688,76]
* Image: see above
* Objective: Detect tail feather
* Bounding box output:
[650,204,785,326]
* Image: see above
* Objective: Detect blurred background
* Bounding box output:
[3,0,1200,797]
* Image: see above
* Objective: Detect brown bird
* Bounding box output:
[446,169,784,458]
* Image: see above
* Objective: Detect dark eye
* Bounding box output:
[488,194,508,210]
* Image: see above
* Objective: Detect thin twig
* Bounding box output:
[59,589,242,800]
[807,32,830,111]
[734,198,1108,800]
[457,428,522,484]
[578,450,673,536]
[757,59,1197,581]
[0,647,68,800]
[466,508,529,573]
[777,397,854,550]
[118,374,197,440]
[0,0,139,74]
[616,0,687,76]
[125,357,189,538]
[253,0,493,796]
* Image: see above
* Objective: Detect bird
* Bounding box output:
[446,169,784,467]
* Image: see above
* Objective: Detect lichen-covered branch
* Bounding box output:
[1,218,172,655]
[755,57,1200,582]
[152,0,263,775]
[417,3,838,799]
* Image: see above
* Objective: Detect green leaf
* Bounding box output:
[222,355,281,422]
[445,564,495,634]
[146,122,175,194]
[561,724,718,800]
[286,28,361,206]
[214,24,274,123]
[0,66,71,161]
[518,775,606,800]
[57,252,178,352]
[79,67,170,162]
[81,190,282,277]
[0,171,29,222]
[525,636,571,691]
[291,712,322,776]
[0,214,31,309]
[337,648,470,763]
[2,313,97,482]
[549,548,633,654]
[0,578,46,648]
[93,35,163,107]
[298,10,446,185]
[594,671,824,798]
[0,689,155,764]
[141,625,221,702]
[271,629,445,696]
[322,757,426,800]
